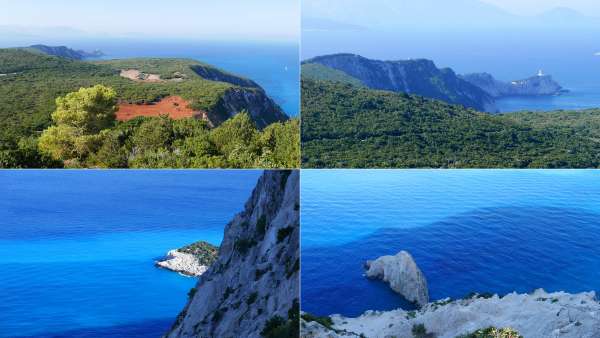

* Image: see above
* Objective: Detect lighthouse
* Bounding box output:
[537,69,544,77]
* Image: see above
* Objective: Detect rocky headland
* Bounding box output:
[364,251,428,307]
[156,241,219,277]
[302,250,600,338]
[165,170,299,338]
[461,72,568,98]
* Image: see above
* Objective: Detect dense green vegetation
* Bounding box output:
[0,49,298,168]
[456,327,522,338]
[301,63,363,86]
[302,79,600,168]
[178,241,219,266]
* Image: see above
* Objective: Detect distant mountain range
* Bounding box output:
[302,54,566,112]
[302,0,600,30]
[26,44,104,60]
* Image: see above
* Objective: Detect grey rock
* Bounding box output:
[165,171,299,338]
[364,251,429,307]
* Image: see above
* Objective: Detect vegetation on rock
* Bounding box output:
[177,241,219,266]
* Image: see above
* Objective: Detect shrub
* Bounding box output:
[277,226,294,243]
[456,327,523,338]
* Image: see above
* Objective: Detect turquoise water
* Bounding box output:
[0,170,261,337]
[301,170,600,317]
[83,39,299,117]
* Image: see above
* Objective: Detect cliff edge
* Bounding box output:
[165,170,299,338]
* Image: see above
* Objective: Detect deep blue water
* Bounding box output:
[301,170,600,317]
[303,29,600,112]
[0,170,261,337]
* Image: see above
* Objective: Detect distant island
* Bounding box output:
[27,44,104,60]
[302,54,569,113]
[461,71,568,99]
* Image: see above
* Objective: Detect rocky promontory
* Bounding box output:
[156,241,219,277]
[364,251,428,307]
[461,71,568,98]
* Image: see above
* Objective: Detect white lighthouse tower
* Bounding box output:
[537,69,544,77]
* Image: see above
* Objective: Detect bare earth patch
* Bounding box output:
[120,69,163,82]
[116,96,207,121]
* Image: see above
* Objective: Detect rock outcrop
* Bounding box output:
[301,289,600,338]
[165,170,299,338]
[156,250,210,277]
[364,251,428,307]
[156,241,218,277]
[212,87,289,129]
[303,53,495,111]
[461,72,567,98]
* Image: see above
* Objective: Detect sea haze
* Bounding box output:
[301,170,600,317]
[0,170,261,337]
[302,20,600,112]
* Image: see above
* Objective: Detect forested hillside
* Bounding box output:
[0,49,297,168]
[301,79,600,168]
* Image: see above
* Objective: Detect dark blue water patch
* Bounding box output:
[301,206,600,317]
[14,318,174,338]
[0,170,261,337]
[0,170,261,240]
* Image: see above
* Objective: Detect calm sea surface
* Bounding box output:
[0,170,261,337]
[301,170,600,317]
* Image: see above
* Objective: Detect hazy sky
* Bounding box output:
[0,0,299,42]
[480,0,600,15]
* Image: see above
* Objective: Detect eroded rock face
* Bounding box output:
[165,170,299,338]
[302,289,600,338]
[365,251,429,307]
[212,88,289,129]
[304,53,495,111]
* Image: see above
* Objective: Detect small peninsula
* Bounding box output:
[156,241,218,277]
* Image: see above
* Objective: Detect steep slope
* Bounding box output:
[166,170,299,338]
[301,79,600,168]
[303,54,494,111]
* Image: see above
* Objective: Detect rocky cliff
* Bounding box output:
[461,72,567,98]
[301,289,600,338]
[165,170,299,338]
[28,44,103,60]
[211,87,289,129]
[303,53,495,111]
[364,251,428,307]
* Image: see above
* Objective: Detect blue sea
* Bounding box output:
[83,39,299,117]
[303,29,600,113]
[301,170,600,317]
[0,170,261,337]
[0,38,299,117]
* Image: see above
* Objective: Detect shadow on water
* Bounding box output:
[302,206,600,317]
[15,318,174,338]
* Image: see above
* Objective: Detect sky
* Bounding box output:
[0,0,299,42]
[480,0,600,16]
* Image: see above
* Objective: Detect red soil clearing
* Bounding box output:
[116,96,205,121]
